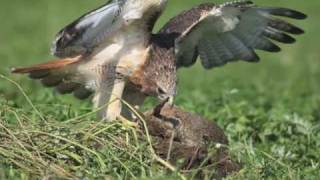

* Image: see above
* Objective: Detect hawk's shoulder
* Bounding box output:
[159,3,215,35]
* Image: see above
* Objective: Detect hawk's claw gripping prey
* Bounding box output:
[118,115,139,128]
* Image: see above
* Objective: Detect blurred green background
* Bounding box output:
[0,0,319,179]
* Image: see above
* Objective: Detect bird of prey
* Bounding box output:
[12,0,307,121]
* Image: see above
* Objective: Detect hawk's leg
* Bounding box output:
[93,79,125,121]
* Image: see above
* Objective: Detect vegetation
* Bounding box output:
[0,0,319,179]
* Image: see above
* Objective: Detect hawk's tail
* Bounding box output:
[11,57,79,74]
[11,56,92,100]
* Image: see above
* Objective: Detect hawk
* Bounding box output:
[12,0,306,121]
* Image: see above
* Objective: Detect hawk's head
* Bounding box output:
[139,69,177,102]
[129,44,177,103]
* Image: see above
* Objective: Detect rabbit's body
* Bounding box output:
[143,102,240,177]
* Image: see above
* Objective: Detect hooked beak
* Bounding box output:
[167,96,174,105]
[162,96,174,107]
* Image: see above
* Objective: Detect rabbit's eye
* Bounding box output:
[166,117,180,128]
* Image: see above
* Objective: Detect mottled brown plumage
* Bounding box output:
[129,34,177,98]
[160,3,215,36]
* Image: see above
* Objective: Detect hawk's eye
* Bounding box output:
[157,87,166,95]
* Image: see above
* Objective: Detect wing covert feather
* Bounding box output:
[167,1,306,69]
[52,0,123,58]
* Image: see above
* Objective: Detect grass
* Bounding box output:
[0,0,320,179]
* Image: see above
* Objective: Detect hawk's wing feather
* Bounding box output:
[162,1,306,69]
[52,0,124,58]
[159,3,216,68]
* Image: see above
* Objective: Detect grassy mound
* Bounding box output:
[0,111,152,179]
[0,98,229,180]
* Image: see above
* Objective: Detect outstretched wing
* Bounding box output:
[160,1,307,69]
[51,0,124,58]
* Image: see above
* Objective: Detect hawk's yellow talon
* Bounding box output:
[118,115,139,128]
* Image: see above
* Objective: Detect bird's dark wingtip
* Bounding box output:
[261,7,307,20]
[289,9,308,20]
[292,27,305,35]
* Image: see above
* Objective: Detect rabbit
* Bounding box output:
[143,100,240,177]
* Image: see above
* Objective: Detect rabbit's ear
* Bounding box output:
[153,98,170,117]
[152,104,162,118]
